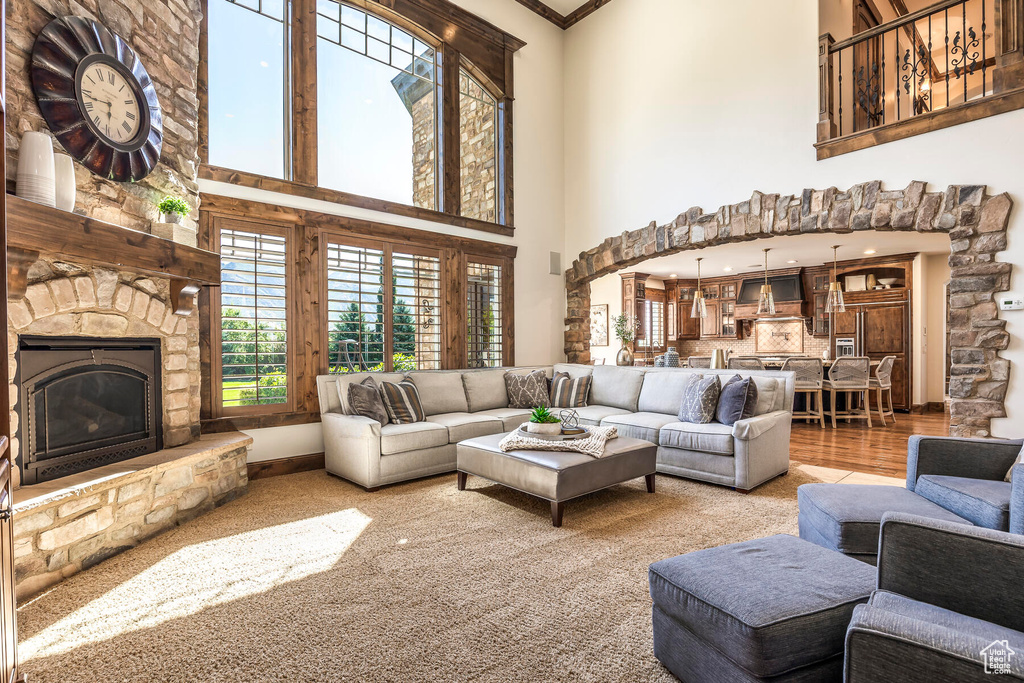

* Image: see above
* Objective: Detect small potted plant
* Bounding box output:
[526,405,562,435]
[157,196,191,224]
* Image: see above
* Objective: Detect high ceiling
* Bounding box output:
[617,230,951,280]
[539,0,584,12]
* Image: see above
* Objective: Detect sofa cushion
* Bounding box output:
[474,407,533,431]
[600,412,676,444]
[678,374,721,424]
[589,365,645,412]
[716,375,758,426]
[552,363,594,379]
[649,533,875,678]
[550,372,592,408]
[409,372,470,415]
[915,475,1012,531]
[659,421,734,455]
[426,412,504,443]
[751,377,780,415]
[348,377,389,425]
[572,405,631,426]
[462,369,509,413]
[380,379,427,424]
[505,370,549,409]
[637,370,692,415]
[380,421,448,455]
[332,372,405,414]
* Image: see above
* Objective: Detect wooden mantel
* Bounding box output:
[6,194,220,311]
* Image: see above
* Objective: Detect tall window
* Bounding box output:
[317,2,438,208]
[207,0,289,178]
[638,292,665,349]
[325,239,442,372]
[459,70,498,223]
[467,261,503,368]
[219,225,289,409]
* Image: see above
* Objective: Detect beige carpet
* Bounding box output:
[17,466,826,682]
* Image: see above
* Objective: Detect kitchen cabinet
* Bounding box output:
[698,279,741,339]
[667,280,701,340]
[832,299,911,410]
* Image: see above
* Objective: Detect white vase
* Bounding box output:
[53,153,76,212]
[526,422,562,435]
[16,131,55,207]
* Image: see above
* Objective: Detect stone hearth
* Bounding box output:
[565,181,1012,438]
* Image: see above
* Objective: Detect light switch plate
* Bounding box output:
[998,295,1024,311]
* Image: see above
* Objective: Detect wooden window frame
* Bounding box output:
[210,216,297,418]
[199,0,524,236]
[465,254,509,368]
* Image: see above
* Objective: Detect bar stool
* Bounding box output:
[782,357,825,429]
[728,357,765,370]
[823,356,872,429]
[688,356,711,368]
[869,355,897,426]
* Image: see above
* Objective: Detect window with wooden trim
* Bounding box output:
[324,237,443,372]
[207,0,290,178]
[459,69,498,223]
[218,224,290,410]
[467,260,503,368]
[637,290,666,350]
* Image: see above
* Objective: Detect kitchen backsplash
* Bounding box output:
[664,322,830,360]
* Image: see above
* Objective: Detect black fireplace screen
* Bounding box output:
[19,337,162,485]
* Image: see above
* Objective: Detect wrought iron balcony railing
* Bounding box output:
[817,0,1024,158]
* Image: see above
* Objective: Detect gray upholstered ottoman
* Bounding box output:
[798,484,974,564]
[649,534,876,683]
[456,433,656,526]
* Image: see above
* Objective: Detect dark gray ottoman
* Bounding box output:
[649,534,875,682]
[798,484,974,564]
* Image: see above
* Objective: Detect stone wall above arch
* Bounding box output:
[564,181,1013,438]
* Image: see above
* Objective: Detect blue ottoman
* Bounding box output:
[649,534,875,682]
[798,484,974,564]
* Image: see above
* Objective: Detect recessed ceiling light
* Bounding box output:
[670,273,678,278]
[787,259,798,264]
[723,266,733,272]
[864,249,876,255]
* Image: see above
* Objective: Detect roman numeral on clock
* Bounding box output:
[122,121,132,133]
[126,111,136,119]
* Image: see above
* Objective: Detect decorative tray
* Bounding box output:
[516,426,591,441]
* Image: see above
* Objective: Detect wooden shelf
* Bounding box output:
[6,194,221,288]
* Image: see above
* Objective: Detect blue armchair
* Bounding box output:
[906,435,1023,533]
[845,512,1024,681]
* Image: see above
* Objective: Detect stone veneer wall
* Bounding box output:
[566,182,1012,437]
[7,259,201,487]
[6,0,201,232]
[13,436,248,599]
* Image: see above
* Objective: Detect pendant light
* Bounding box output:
[757,248,776,315]
[825,245,846,314]
[690,257,708,319]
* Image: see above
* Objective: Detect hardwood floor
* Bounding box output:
[790,411,950,479]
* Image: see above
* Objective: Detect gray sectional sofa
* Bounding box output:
[317,364,795,491]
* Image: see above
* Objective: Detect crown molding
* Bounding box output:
[514,0,612,29]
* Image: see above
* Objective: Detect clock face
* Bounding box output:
[77,60,144,147]
[31,16,163,182]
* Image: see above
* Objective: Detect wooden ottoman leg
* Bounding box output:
[457,471,468,490]
[645,473,656,493]
[550,501,564,527]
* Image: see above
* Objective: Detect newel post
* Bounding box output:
[817,33,837,142]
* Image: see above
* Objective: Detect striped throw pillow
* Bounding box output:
[550,372,592,408]
[379,379,426,424]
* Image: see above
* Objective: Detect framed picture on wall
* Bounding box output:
[591,304,609,346]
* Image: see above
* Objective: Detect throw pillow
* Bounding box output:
[716,375,759,426]
[1005,444,1024,482]
[550,371,592,408]
[348,377,389,425]
[506,370,549,409]
[379,378,426,424]
[677,374,721,424]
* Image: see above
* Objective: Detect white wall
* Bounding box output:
[562,0,1024,437]
[208,0,566,462]
[925,254,952,404]
[589,273,622,365]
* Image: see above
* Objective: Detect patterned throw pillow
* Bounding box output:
[505,370,549,409]
[550,371,592,408]
[716,375,759,426]
[379,378,426,424]
[677,374,721,424]
[348,377,389,425]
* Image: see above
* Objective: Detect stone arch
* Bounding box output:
[564,181,1012,438]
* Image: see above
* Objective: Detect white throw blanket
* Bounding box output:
[498,424,619,458]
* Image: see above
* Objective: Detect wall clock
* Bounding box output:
[30,16,163,183]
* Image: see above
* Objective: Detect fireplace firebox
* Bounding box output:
[18,336,162,485]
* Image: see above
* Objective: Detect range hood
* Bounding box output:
[735,274,807,319]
